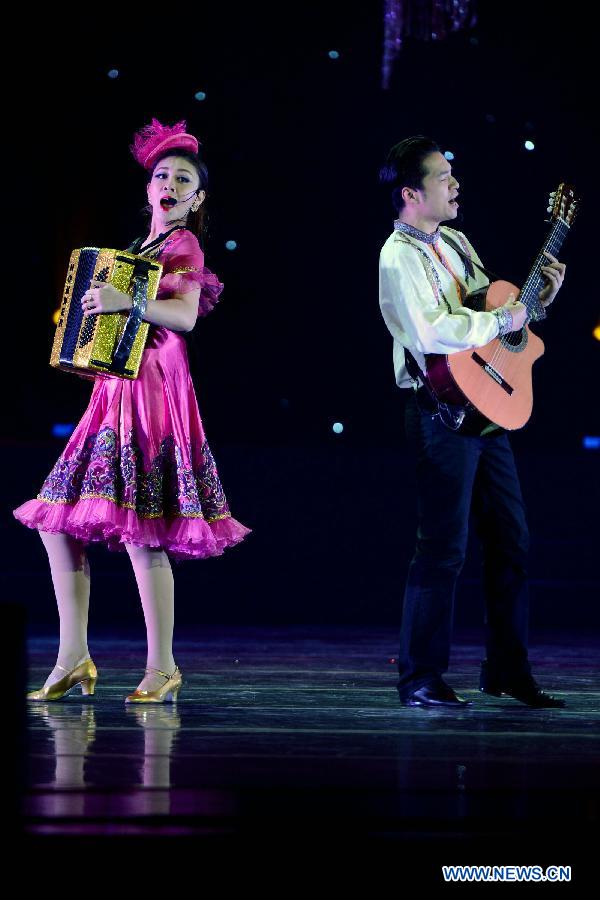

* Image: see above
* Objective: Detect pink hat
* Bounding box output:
[130,118,200,171]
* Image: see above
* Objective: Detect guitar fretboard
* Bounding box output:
[520,218,569,322]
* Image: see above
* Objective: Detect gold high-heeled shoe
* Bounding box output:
[124,666,182,704]
[27,658,98,701]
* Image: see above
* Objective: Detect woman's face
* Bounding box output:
[147,154,205,225]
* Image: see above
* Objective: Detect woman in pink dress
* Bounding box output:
[13,119,251,703]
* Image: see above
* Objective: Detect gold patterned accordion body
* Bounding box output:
[50,248,163,380]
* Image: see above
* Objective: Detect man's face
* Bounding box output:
[410,151,460,223]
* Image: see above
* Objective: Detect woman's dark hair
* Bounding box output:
[149,148,209,246]
[379,136,441,212]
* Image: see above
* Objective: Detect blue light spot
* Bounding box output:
[52,423,75,438]
[328,50,340,59]
[524,140,535,151]
[444,150,455,161]
[583,436,600,449]
[225,240,237,251]
[194,91,206,101]
[107,69,119,79]
[332,422,344,434]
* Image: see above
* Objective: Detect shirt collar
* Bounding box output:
[393,220,441,244]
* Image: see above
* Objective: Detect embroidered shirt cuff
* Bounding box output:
[491,307,513,336]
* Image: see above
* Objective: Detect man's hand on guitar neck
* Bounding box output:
[539,250,566,308]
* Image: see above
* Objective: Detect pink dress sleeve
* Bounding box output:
[157,230,224,318]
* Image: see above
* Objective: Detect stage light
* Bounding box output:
[524,140,535,151]
[194,91,206,101]
[332,422,344,434]
[52,308,60,325]
[52,423,75,438]
[107,69,119,79]
[593,323,600,341]
[583,436,600,449]
[444,151,455,161]
[225,240,237,251]
[328,50,340,59]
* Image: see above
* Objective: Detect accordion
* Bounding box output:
[50,247,163,380]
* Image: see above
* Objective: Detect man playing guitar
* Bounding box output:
[379,136,566,708]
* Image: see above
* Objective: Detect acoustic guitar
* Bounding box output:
[424,184,579,435]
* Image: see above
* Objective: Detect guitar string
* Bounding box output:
[432,238,511,376]
[487,225,562,375]
[490,222,565,374]
[487,226,555,371]
[487,218,566,376]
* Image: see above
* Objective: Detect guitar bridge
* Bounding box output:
[471,352,514,395]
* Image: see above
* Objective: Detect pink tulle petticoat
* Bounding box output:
[13,495,251,562]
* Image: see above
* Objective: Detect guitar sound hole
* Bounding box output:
[501,328,528,353]
[504,329,522,346]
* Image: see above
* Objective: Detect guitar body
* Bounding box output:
[419,184,577,435]
[425,280,545,433]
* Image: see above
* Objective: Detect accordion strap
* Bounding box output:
[111,257,155,374]
[127,224,187,257]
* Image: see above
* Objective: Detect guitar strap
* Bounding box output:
[440,231,501,282]
[404,231,504,391]
[404,347,437,403]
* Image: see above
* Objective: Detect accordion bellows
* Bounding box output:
[50,248,163,380]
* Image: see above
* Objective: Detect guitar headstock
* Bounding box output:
[547,183,579,227]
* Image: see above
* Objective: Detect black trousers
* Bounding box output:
[398,389,533,699]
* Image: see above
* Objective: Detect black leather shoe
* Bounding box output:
[401,681,472,708]
[479,661,566,708]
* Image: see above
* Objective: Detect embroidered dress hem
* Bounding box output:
[13,496,251,561]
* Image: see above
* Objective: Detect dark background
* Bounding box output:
[3,2,598,628]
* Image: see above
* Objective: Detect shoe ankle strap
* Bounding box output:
[56,657,91,674]
[145,665,178,680]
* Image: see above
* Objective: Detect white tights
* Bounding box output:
[39,531,176,689]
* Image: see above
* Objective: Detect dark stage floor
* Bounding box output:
[14,626,596,870]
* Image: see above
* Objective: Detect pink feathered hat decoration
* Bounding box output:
[130,118,200,171]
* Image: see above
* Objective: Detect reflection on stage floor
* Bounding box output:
[20,626,597,853]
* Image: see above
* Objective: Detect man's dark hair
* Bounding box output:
[380,136,441,212]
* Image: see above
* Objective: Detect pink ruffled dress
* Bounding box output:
[13,228,251,561]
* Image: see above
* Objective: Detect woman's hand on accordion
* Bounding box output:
[81,279,133,317]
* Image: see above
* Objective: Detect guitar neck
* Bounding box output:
[520,218,570,322]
